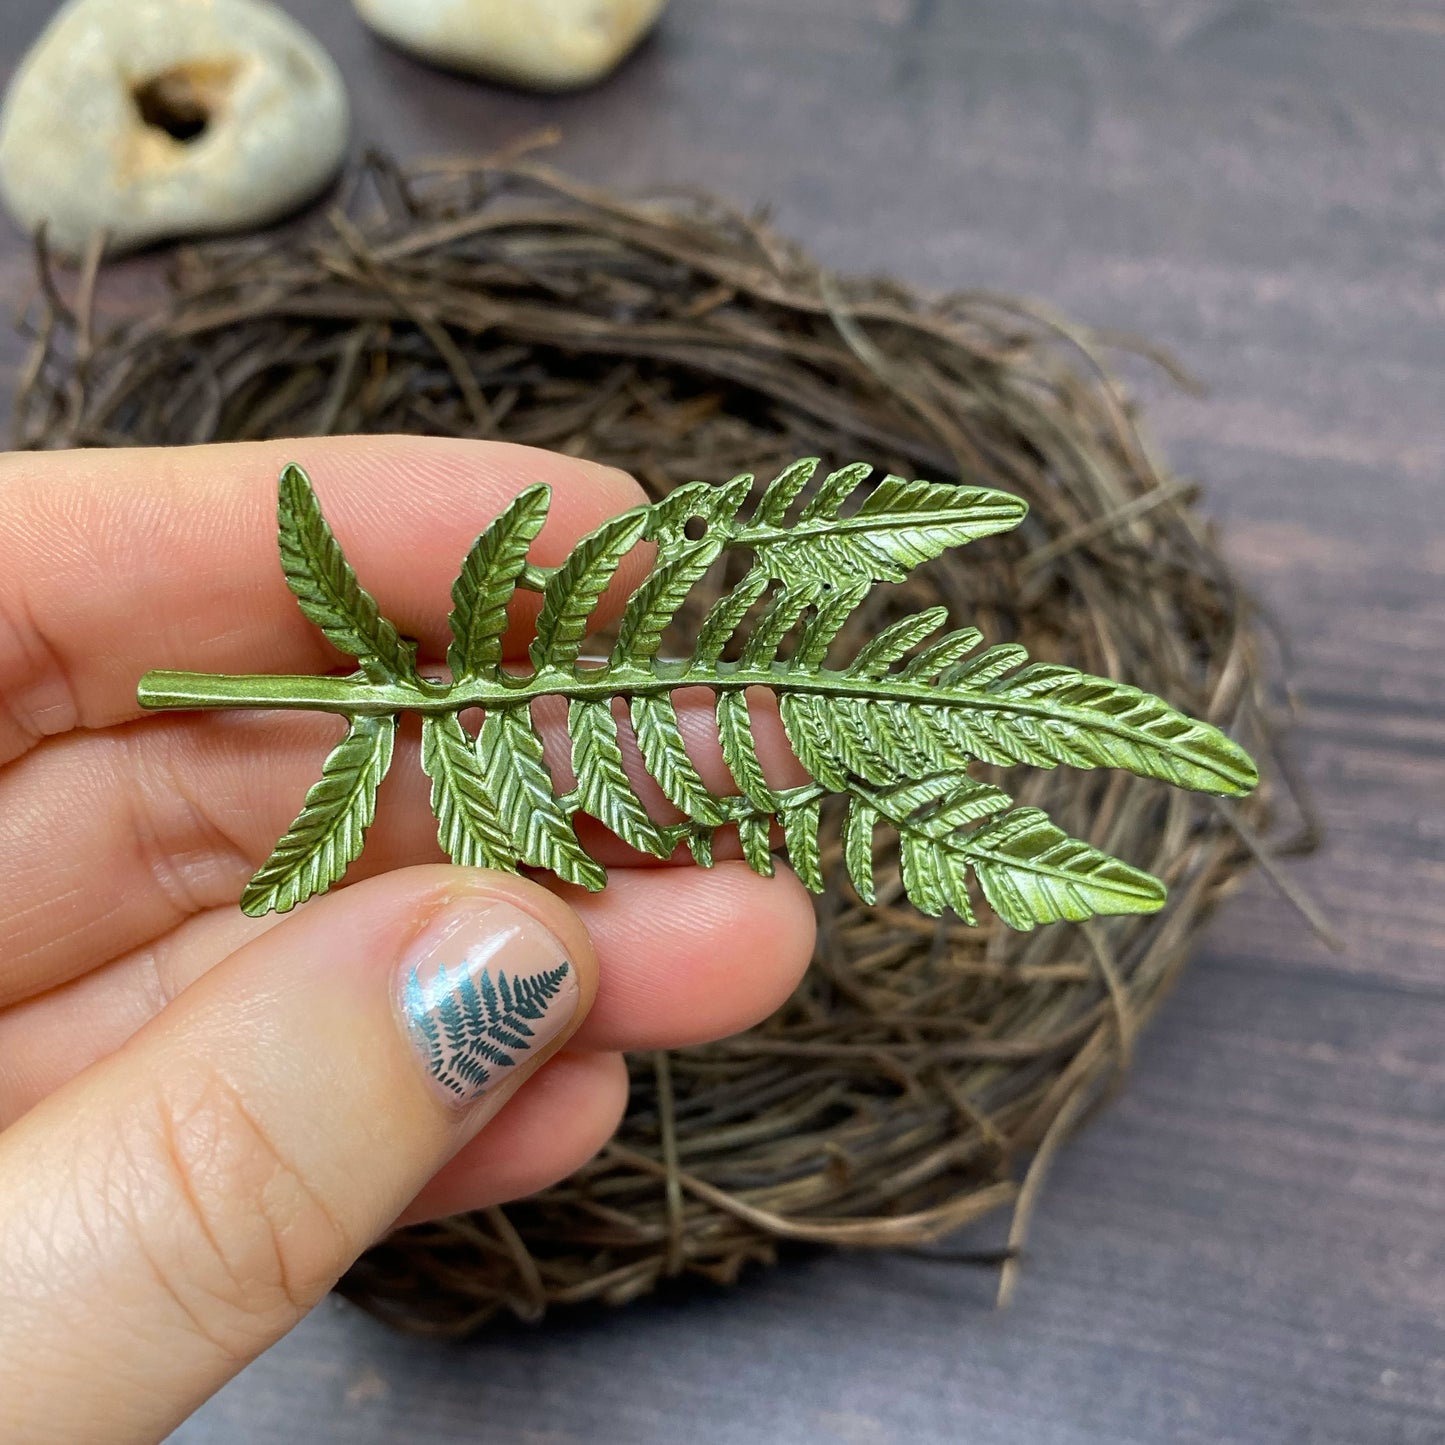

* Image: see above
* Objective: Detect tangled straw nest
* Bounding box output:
[16,152,1315,1334]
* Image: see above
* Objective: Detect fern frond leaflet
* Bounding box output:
[530,508,649,671]
[421,712,517,871]
[448,484,551,678]
[277,463,415,684]
[569,699,673,858]
[240,712,396,916]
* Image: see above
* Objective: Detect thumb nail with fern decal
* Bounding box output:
[397,899,580,1107]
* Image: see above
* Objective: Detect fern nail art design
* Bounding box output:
[398,900,577,1105]
[138,458,1260,929]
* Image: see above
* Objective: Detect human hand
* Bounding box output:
[0,438,816,1443]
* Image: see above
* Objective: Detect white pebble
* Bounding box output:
[355,0,669,90]
[0,0,349,257]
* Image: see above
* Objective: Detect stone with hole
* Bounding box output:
[354,0,669,90]
[0,0,348,257]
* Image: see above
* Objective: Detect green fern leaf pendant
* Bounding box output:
[137,459,1259,927]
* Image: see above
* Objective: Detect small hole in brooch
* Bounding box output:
[683,515,708,541]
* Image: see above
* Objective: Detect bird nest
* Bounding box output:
[16,153,1312,1335]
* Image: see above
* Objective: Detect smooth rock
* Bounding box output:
[0,0,349,257]
[355,0,668,91]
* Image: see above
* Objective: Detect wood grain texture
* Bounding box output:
[0,1,1440,1441]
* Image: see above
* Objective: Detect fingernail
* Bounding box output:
[396,899,579,1107]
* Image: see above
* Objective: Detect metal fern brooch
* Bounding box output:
[137,459,1258,924]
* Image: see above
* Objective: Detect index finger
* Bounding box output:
[0,437,646,765]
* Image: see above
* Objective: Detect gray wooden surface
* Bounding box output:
[3,2,1443,1442]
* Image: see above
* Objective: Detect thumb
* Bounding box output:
[0,866,594,1445]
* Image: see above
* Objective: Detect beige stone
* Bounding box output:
[0,0,349,257]
[355,0,668,90]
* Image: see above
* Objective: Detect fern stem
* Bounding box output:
[138,670,436,715]
[137,663,1249,795]
[516,563,555,592]
[142,661,991,714]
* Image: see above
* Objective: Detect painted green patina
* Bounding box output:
[138,460,1257,922]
